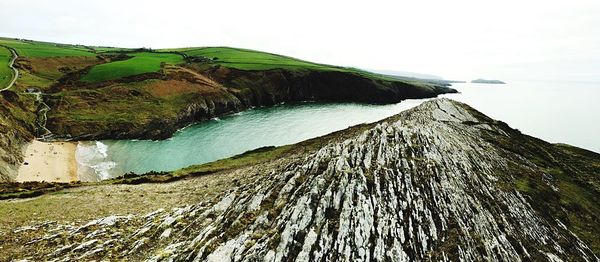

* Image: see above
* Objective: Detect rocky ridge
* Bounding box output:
[3,98,598,261]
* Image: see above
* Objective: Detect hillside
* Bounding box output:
[0,46,15,88]
[1,99,598,261]
[0,37,456,181]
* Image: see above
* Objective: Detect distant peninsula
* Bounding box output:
[471,79,506,84]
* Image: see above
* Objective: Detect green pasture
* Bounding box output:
[0,46,14,88]
[166,47,425,85]
[0,38,94,58]
[166,47,337,71]
[0,37,427,87]
[81,52,184,83]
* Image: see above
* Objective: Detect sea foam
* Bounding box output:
[75,141,117,181]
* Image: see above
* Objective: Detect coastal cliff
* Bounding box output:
[0,90,36,182]
[0,38,456,180]
[44,65,455,140]
[2,99,598,261]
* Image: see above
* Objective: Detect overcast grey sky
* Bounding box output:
[1,0,599,81]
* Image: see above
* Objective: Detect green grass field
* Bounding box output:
[170,47,335,71]
[0,38,94,58]
[91,47,132,53]
[166,47,429,86]
[0,37,429,88]
[81,52,184,83]
[0,46,14,88]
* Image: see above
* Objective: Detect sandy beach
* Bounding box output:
[16,140,78,183]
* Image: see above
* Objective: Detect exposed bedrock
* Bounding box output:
[8,99,598,261]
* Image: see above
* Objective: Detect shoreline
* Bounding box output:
[16,140,79,183]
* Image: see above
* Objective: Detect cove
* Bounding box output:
[76,100,429,180]
[75,80,600,181]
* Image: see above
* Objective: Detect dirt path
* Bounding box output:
[0,46,18,92]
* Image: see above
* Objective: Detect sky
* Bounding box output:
[1,0,599,81]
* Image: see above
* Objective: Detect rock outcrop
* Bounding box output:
[3,98,599,261]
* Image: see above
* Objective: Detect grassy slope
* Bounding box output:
[169,47,430,86]
[91,47,133,53]
[54,80,181,123]
[1,37,448,141]
[0,38,94,58]
[0,46,13,88]
[81,52,184,83]
[79,46,420,84]
[1,37,430,87]
[0,38,99,92]
[11,41,438,139]
[174,47,335,71]
[1,37,432,89]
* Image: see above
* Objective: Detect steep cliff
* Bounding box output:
[0,37,457,181]
[44,65,455,140]
[2,99,598,261]
[0,90,36,182]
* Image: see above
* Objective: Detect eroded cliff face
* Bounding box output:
[0,129,27,181]
[44,65,456,141]
[205,67,452,105]
[3,99,599,261]
[0,91,36,181]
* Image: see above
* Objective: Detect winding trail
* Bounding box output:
[34,92,53,140]
[1,46,18,92]
[0,46,52,139]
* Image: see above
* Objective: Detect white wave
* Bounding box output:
[91,161,117,180]
[96,141,109,157]
[75,141,117,181]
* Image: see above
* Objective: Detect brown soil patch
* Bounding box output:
[27,56,100,79]
[145,79,224,97]
[164,65,223,87]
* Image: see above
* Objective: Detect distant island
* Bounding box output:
[471,79,506,84]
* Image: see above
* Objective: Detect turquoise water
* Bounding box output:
[76,100,429,180]
[77,80,600,181]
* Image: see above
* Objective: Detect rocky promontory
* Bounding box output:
[2,99,598,261]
